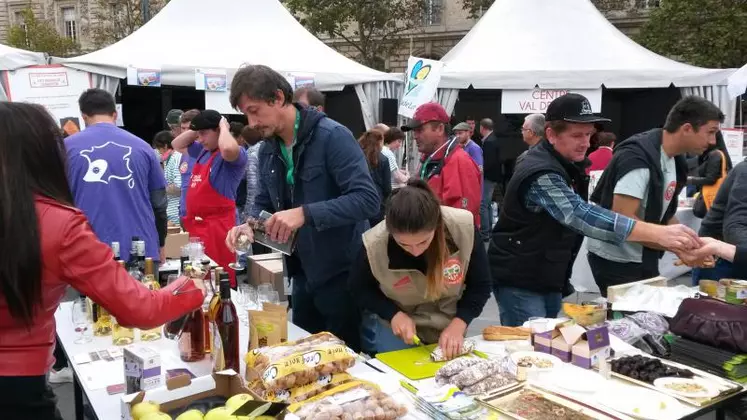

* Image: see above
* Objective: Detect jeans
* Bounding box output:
[692,259,734,285]
[480,180,497,242]
[360,312,414,355]
[291,271,361,352]
[495,286,562,327]
[0,375,62,420]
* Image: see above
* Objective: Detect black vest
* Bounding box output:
[488,140,588,294]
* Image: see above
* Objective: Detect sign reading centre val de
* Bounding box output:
[501,88,602,114]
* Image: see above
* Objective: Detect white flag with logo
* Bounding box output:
[398,56,444,118]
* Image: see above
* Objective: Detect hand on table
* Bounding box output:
[438,318,467,360]
[391,311,417,345]
[225,223,254,252]
[653,224,701,252]
[265,207,305,243]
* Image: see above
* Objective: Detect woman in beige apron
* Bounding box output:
[350,180,491,358]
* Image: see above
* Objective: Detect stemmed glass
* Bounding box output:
[228,226,253,271]
[72,297,93,344]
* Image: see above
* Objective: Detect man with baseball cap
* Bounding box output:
[488,93,701,326]
[402,103,482,226]
[172,109,247,285]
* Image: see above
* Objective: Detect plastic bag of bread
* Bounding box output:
[245,332,356,391]
[287,381,408,420]
[248,372,353,403]
[430,339,475,362]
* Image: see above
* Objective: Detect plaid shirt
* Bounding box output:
[525,173,634,245]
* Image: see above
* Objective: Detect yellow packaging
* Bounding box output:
[249,309,285,350]
[248,372,352,403]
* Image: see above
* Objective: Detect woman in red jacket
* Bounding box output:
[0,102,206,420]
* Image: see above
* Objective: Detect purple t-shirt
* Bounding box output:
[187,143,247,201]
[65,123,166,262]
[463,140,484,169]
[179,153,195,218]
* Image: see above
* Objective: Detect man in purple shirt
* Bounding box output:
[454,121,484,171]
[66,88,168,262]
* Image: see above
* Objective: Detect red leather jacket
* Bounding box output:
[0,196,204,376]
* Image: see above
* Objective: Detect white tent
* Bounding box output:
[727,63,747,99]
[0,43,47,71]
[58,0,401,126]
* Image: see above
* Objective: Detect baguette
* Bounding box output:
[482,326,531,341]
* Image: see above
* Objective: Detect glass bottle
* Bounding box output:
[140,257,162,341]
[112,260,135,345]
[215,274,239,372]
[179,309,206,362]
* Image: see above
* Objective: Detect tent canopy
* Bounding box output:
[439,0,734,90]
[0,43,47,70]
[58,0,399,91]
[727,63,747,98]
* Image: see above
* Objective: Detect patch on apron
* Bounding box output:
[179,161,189,174]
[443,257,464,285]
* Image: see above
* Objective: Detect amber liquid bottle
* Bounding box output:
[165,258,192,340]
[140,258,162,341]
[216,276,240,372]
[112,260,135,345]
[179,309,206,362]
[204,267,222,354]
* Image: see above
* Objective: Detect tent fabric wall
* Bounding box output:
[680,86,736,129]
[437,88,460,116]
[93,74,120,97]
[354,80,402,129]
[728,63,747,99]
[0,43,47,71]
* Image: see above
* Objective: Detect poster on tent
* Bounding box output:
[722,128,744,165]
[3,65,92,135]
[501,88,602,114]
[127,65,161,87]
[195,68,227,92]
[398,56,444,118]
[293,73,315,89]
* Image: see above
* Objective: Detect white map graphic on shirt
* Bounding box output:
[79,142,135,189]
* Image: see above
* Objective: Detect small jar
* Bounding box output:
[516,361,531,381]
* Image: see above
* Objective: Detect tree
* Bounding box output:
[6,8,78,57]
[636,0,747,68]
[283,0,427,70]
[90,0,168,48]
[460,0,494,19]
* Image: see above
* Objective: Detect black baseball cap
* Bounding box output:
[189,109,221,131]
[545,93,610,124]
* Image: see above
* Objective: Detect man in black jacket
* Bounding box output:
[588,96,724,295]
[480,118,501,242]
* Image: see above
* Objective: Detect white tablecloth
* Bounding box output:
[571,207,702,294]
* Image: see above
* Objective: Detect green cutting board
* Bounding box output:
[375,344,448,380]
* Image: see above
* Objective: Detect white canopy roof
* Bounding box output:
[439,0,734,89]
[0,43,46,70]
[58,0,399,90]
[727,63,747,98]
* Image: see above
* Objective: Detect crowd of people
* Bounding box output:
[0,64,743,419]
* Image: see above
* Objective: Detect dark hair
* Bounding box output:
[664,96,725,133]
[78,88,116,116]
[229,121,245,138]
[700,130,734,171]
[0,103,74,326]
[294,87,325,108]
[546,120,569,136]
[596,132,616,147]
[384,127,405,145]
[180,109,200,125]
[386,179,447,299]
[359,130,383,168]
[152,130,174,149]
[229,65,293,109]
[479,118,494,131]
[241,125,262,146]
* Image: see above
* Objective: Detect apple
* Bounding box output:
[131,401,161,420]
[225,394,253,412]
[141,413,172,420]
[204,407,234,420]
[175,409,205,420]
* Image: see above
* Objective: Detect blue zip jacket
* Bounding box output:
[252,105,380,288]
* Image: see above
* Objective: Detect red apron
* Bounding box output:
[182,150,237,286]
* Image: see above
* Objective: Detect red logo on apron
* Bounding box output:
[443,257,464,285]
[393,276,412,289]
[665,181,677,201]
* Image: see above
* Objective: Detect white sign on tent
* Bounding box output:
[194,68,227,91]
[127,65,161,87]
[722,128,745,165]
[3,64,92,134]
[501,88,602,114]
[398,57,444,118]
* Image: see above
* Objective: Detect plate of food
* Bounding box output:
[653,377,720,399]
[547,366,604,393]
[510,351,561,371]
[596,385,683,420]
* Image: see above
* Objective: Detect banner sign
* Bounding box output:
[127,65,161,87]
[3,64,92,134]
[501,88,602,114]
[722,128,745,165]
[398,56,444,118]
[195,68,227,91]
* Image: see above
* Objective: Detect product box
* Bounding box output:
[571,325,611,369]
[249,253,287,300]
[123,345,162,395]
[551,337,573,362]
[121,370,287,420]
[532,329,558,354]
[164,232,190,259]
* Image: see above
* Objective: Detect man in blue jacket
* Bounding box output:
[225,65,380,350]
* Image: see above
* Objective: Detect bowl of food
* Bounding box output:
[562,302,606,326]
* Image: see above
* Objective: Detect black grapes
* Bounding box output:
[610,355,694,384]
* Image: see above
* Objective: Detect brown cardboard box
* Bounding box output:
[167,226,181,235]
[164,232,189,259]
[248,254,286,300]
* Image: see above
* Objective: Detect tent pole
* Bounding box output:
[142,0,151,23]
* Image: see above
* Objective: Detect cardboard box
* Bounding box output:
[121,371,287,420]
[532,329,558,354]
[249,253,287,300]
[164,232,190,259]
[571,325,611,369]
[167,226,181,235]
[123,345,162,394]
[551,336,573,362]
[606,276,667,303]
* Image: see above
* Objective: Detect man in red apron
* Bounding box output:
[172,109,247,286]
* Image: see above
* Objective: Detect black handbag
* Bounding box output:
[692,193,707,218]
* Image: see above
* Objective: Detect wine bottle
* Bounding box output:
[127,236,140,271]
[140,257,162,341]
[203,266,221,354]
[215,274,239,372]
[112,261,135,345]
[179,309,206,362]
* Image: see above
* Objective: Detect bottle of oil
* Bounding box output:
[140,257,162,341]
[112,260,135,345]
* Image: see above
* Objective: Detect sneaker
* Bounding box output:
[49,367,73,384]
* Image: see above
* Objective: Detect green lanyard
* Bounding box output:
[419,138,456,180]
[279,110,301,186]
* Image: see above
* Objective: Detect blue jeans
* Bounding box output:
[480,180,497,242]
[360,312,414,355]
[495,286,562,327]
[691,259,734,285]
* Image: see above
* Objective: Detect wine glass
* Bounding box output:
[72,297,92,344]
[266,291,280,305]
